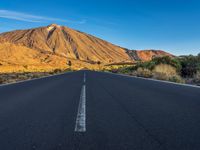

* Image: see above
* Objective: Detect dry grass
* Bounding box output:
[168,75,185,83]
[153,64,177,76]
[0,71,66,84]
[120,64,185,83]
[152,72,169,80]
[152,64,175,80]
[136,67,153,78]
[152,64,184,83]
[0,62,107,73]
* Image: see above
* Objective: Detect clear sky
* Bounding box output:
[0,0,200,55]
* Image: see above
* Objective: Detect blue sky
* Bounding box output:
[0,0,200,55]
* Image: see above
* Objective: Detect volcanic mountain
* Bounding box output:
[0,24,172,72]
[0,24,133,63]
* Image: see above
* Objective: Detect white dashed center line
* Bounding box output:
[75,73,86,132]
[83,73,86,83]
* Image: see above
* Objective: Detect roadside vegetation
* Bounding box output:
[111,54,200,85]
[1,54,200,86]
[0,68,72,84]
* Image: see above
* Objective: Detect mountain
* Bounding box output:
[0,24,132,64]
[0,24,173,72]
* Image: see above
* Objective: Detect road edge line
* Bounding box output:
[102,71,200,89]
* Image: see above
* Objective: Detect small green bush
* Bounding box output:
[118,66,133,74]
[134,61,156,70]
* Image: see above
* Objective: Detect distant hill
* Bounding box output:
[127,50,173,61]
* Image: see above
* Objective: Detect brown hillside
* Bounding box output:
[136,50,173,61]
[0,42,102,72]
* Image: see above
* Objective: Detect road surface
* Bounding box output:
[0,70,200,150]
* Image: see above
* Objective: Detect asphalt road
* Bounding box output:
[0,70,200,150]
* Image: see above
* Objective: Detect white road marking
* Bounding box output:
[83,73,86,83]
[75,73,86,132]
[103,71,200,89]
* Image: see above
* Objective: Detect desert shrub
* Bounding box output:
[53,69,62,74]
[181,67,197,77]
[32,74,41,78]
[152,64,185,83]
[169,75,185,83]
[153,72,169,80]
[133,56,181,73]
[101,68,109,72]
[65,68,72,72]
[193,71,200,84]
[136,67,153,78]
[134,61,156,70]
[129,71,137,76]
[153,72,184,83]
[49,72,54,75]
[0,77,4,84]
[153,64,177,76]
[18,74,28,80]
[111,69,118,73]
[180,55,200,77]
[118,66,133,74]
[152,56,182,72]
